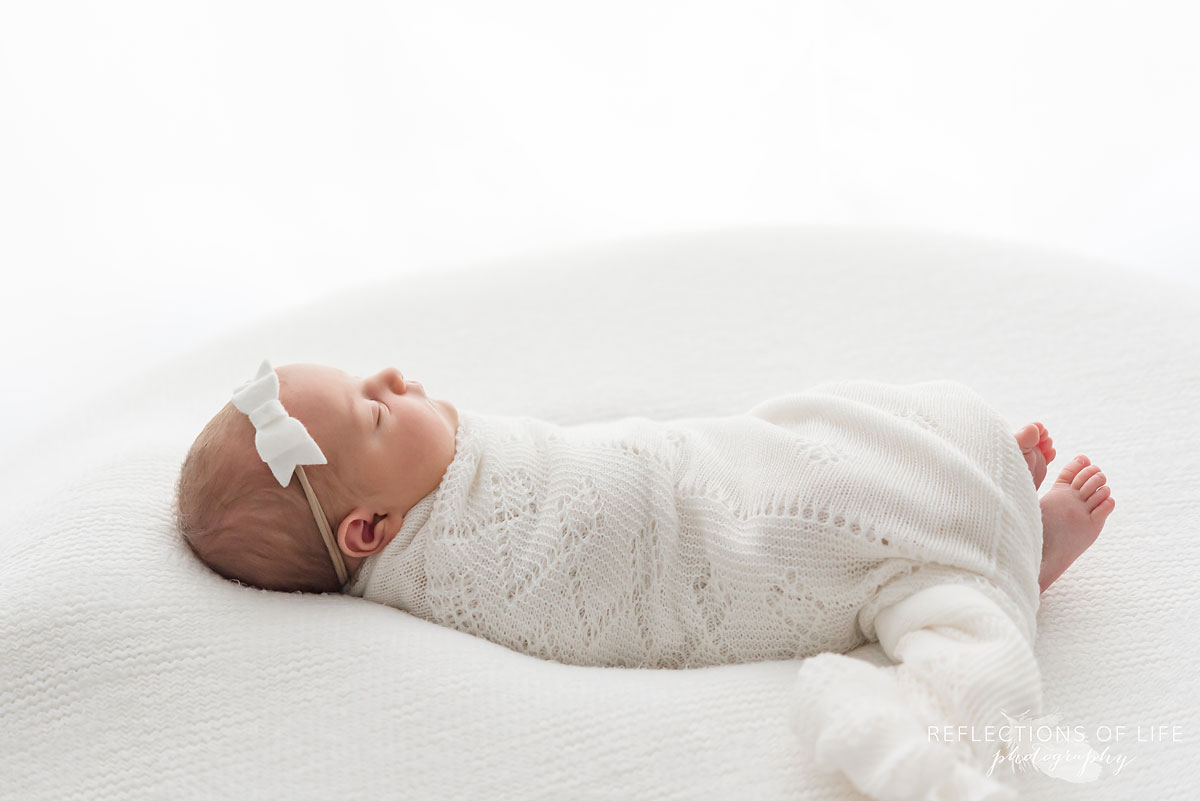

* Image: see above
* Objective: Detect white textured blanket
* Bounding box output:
[2,227,1196,801]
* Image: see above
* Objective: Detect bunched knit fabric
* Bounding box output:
[346,379,1045,799]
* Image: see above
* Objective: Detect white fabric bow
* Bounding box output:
[231,360,327,487]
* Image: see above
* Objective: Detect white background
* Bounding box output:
[2,1,1198,455]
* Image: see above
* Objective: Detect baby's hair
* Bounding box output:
[176,402,350,594]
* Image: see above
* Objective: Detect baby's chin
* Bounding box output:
[435,397,460,428]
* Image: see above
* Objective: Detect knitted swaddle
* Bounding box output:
[347,379,1044,800]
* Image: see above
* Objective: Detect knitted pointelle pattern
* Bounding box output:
[347,379,1044,800]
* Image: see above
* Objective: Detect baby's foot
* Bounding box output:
[1038,455,1115,593]
[1014,422,1056,490]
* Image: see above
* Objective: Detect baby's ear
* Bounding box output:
[337,506,385,556]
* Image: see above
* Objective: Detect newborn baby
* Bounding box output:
[177,361,1114,801]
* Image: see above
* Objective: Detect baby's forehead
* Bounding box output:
[276,364,359,437]
[278,362,349,384]
[278,364,353,404]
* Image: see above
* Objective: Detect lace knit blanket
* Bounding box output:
[346,379,1042,668]
[351,378,1050,798]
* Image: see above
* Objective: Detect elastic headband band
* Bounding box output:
[295,465,349,587]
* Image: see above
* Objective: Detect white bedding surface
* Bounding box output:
[2,226,1197,799]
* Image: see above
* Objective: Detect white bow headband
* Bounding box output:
[231,360,349,589]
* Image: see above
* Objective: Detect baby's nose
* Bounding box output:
[375,367,404,392]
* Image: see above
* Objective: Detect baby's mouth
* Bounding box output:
[409,380,433,403]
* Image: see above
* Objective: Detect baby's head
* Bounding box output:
[176,363,459,594]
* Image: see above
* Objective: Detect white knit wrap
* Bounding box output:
[346,379,1042,668]
[347,379,1046,797]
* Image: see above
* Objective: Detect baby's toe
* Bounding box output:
[1055,455,1091,485]
[1014,424,1040,452]
[1071,464,1102,491]
[1086,485,1112,512]
[1091,496,1116,522]
[1080,469,1107,498]
[1036,425,1055,460]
